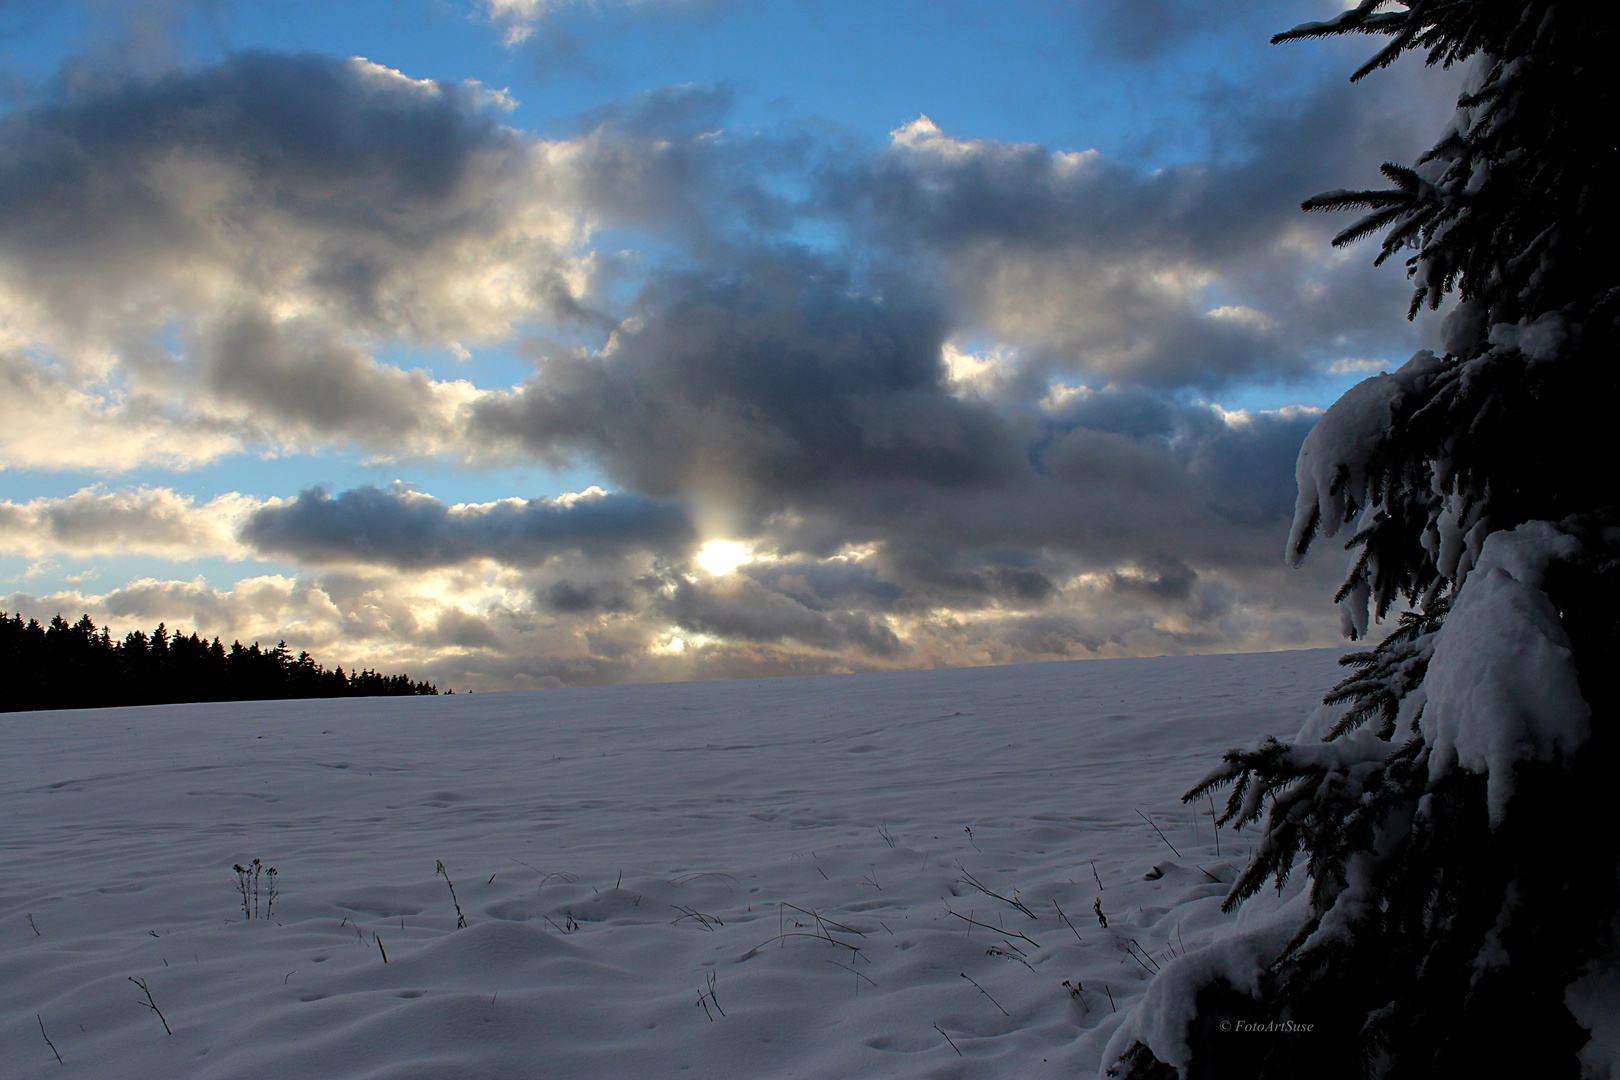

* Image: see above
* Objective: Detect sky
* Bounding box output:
[0,0,1465,691]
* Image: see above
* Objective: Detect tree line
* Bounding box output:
[0,612,440,712]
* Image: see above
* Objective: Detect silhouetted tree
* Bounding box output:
[0,612,438,711]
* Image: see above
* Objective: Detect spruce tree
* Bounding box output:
[1113,3,1620,1077]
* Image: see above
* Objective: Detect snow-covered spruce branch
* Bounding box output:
[1183,611,1437,919]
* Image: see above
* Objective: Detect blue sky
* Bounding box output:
[0,0,1463,689]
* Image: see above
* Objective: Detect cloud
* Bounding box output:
[471,253,1020,514]
[0,485,258,559]
[0,40,1450,685]
[482,0,715,51]
[197,308,486,453]
[3,543,1347,691]
[834,83,1446,389]
[1082,0,1279,63]
[663,574,904,656]
[0,50,601,460]
[0,348,241,471]
[0,49,1446,471]
[0,52,578,347]
[242,483,694,569]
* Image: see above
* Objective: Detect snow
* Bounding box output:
[0,649,1343,1080]
[1099,887,1309,1076]
[1486,311,1568,363]
[1419,521,1589,824]
[1287,349,1447,565]
[1438,300,1488,357]
[1568,931,1620,1080]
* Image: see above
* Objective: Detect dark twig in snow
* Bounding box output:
[1054,899,1082,943]
[986,942,1036,972]
[436,861,467,929]
[36,1015,63,1065]
[707,970,725,1014]
[670,905,724,931]
[1063,979,1089,1014]
[670,872,740,889]
[956,866,1036,918]
[781,902,866,937]
[695,970,724,1019]
[1121,937,1161,974]
[942,908,1040,948]
[934,1023,963,1056]
[960,972,1009,1016]
[129,977,171,1035]
[1134,809,1183,858]
[826,957,878,990]
[740,930,863,959]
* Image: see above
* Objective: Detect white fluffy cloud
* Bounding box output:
[0,486,260,560]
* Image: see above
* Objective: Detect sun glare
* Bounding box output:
[696,540,750,576]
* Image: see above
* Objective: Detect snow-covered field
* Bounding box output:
[1,648,1341,1080]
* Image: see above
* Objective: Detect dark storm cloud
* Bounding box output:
[1085,0,1277,62]
[203,309,443,440]
[1110,556,1199,600]
[243,484,693,568]
[741,559,905,611]
[663,576,903,656]
[1179,405,1320,527]
[474,253,1022,507]
[543,578,636,614]
[0,50,523,300]
[826,59,1453,388]
[992,612,1110,657]
[460,219,1318,579]
[875,543,1061,609]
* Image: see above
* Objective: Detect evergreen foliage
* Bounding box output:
[0,611,439,712]
[1115,3,1620,1077]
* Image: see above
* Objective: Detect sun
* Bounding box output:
[695,540,750,576]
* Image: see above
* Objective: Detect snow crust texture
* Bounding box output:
[0,649,1340,1080]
